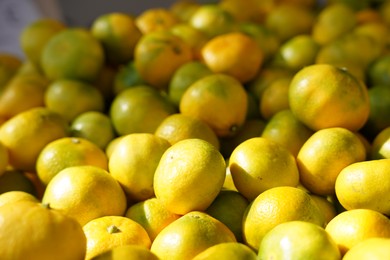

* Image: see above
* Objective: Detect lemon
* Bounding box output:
[193,242,257,260]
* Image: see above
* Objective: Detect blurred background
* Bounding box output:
[0,0,217,58]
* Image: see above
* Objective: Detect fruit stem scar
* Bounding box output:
[107,225,121,234]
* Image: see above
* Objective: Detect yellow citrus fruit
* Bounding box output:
[180,73,248,138]
[201,32,263,83]
[168,61,212,107]
[259,76,291,120]
[335,159,390,215]
[0,190,38,207]
[370,127,390,159]
[151,211,236,260]
[44,79,105,123]
[0,73,49,120]
[170,0,201,22]
[229,137,300,201]
[91,244,159,260]
[105,136,125,159]
[20,18,66,69]
[134,31,193,89]
[0,107,69,172]
[109,85,177,135]
[205,189,250,242]
[193,242,257,260]
[288,64,370,131]
[91,12,142,64]
[189,4,236,38]
[276,34,320,71]
[154,113,220,149]
[310,194,338,225]
[312,3,357,45]
[0,201,86,260]
[242,186,325,250]
[261,109,314,157]
[170,22,209,60]
[0,170,37,196]
[154,138,226,215]
[219,118,266,158]
[70,111,116,150]
[125,197,181,241]
[109,133,171,202]
[223,164,238,191]
[325,208,390,255]
[258,221,341,260]
[135,8,179,34]
[36,137,108,186]
[265,4,315,42]
[42,165,127,226]
[83,215,151,260]
[41,28,104,82]
[354,22,389,55]
[0,52,22,88]
[219,0,262,23]
[238,22,281,63]
[361,86,390,139]
[297,127,366,195]
[343,237,390,260]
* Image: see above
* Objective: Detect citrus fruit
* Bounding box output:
[259,76,291,120]
[0,73,49,120]
[36,137,108,186]
[44,79,105,123]
[0,190,38,207]
[219,0,262,23]
[0,107,69,172]
[343,237,390,260]
[154,138,226,215]
[0,201,86,260]
[0,140,8,176]
[367,54,390,87]
[297,127,366,195]
[325,208,390,255]
[261,109,314,157]
[258,221,341,260]
[150,211,236,260]
[113,60,145,95]
[193,242,257,260]
[41,28,105,82]
[134,31,193,89]
[108,133,171,202]
[188,4,236,38]
[265,3,315,42]
[0,52,22,88]
[310,194,338,225]
[125,197,181,241]
[242,186,325,250]
[229,137,300,200]
[205,189,250,242]
[312,3,357,45]
[154,113,220,149]
[70,111,116,150]
[135,8,179,34]
[201,32,263,83]
[109,85,177,135]
[83,215,151,260]
[42,165,127,226]
[167,60,213,107]
[91,12,142,64]
[370,127,390,159]
[335,159,390,215]
[179,73,248,138]
[219,119,266,158]
[91,244,159,260]
[288,64,370,131]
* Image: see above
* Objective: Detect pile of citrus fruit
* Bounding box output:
[1,0,390,259]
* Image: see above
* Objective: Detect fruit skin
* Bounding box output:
[150,211,237,260]
[343,237,390,260]
[335,159,390,215]
[153,138,226,215]
[258,221,341,260]
[0,201,86,260]
[288,64,370,132]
